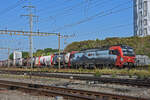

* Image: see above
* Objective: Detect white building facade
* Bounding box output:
[13,51,22,66]
[133,0,150,36]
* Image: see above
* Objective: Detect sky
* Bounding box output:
[0,0,134,59]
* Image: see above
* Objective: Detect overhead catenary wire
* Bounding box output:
[37,0,75,15]
[76,23,133,38]
[99,23,133,31]
[38,0,86,22]
[39,0,105,23]
[0,35,28,53]
[83,0,109,16]
[0,0,24,17]
[58,0,118,19]
[40,0,108,31]
[30,0,50,6]
[62,22,132,48]
[30,0,119,31]
[52,0,132,32]
[0,0,26,31]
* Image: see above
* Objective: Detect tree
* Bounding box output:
[64,36,150,57]
[22,52,29,58]
[9,53,13,60]
[9,52,29,60]
[34,49,44,56]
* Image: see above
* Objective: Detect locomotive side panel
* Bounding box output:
[70,52,84,65]
[70,49,117,68]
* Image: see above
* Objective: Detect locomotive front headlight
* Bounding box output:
[120,57,123,61]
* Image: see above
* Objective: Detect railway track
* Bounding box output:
[0,80,148,100]
[0,70,150,87]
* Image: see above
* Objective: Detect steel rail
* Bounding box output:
[0,80,148,100]
[0,70,150,87]
[0,84,96,100]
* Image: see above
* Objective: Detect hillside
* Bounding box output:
[65,36,150,57]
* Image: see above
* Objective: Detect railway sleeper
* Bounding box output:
[8,86,19,90]
[28,84,41,88]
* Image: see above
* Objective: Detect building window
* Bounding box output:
[139,29,141,35]
[138,0,142,9]
[143,1,147,16]
[140,11,142,17]
[141,19,142,27]
[139,29,142,36]
[139,19,142,27]
[144,19,147,26]
[138,20,140,27]
[135,26,138,31]
[138,11,142,27]
[144,28,147,35]
[144,11,147,16]
[144,1,147,10]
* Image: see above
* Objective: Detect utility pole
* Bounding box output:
[57,34,75,69]
[22,5,37,69]
[58,33,61,69]
[60,34,75,50]
[7,48,10,68]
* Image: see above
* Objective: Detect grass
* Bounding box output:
[0,73,60,81]
[0,67,150,79]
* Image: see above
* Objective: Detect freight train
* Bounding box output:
[0,45,137,68]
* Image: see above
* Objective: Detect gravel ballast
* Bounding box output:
[0,90,55,100]
[0,74,149,99]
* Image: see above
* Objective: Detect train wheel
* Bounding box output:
[128,63,134,69]
[75,64,78,69]
[109,64,114,69]
[98,64,103,69]
[89,64,95,69]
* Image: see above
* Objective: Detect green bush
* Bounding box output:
[94,71,102,77]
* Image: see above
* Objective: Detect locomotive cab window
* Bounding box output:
[109,50,119,55]
[122,48,135,56]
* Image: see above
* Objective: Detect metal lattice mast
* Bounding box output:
[58,33,61,69]
[22,5,36,68]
